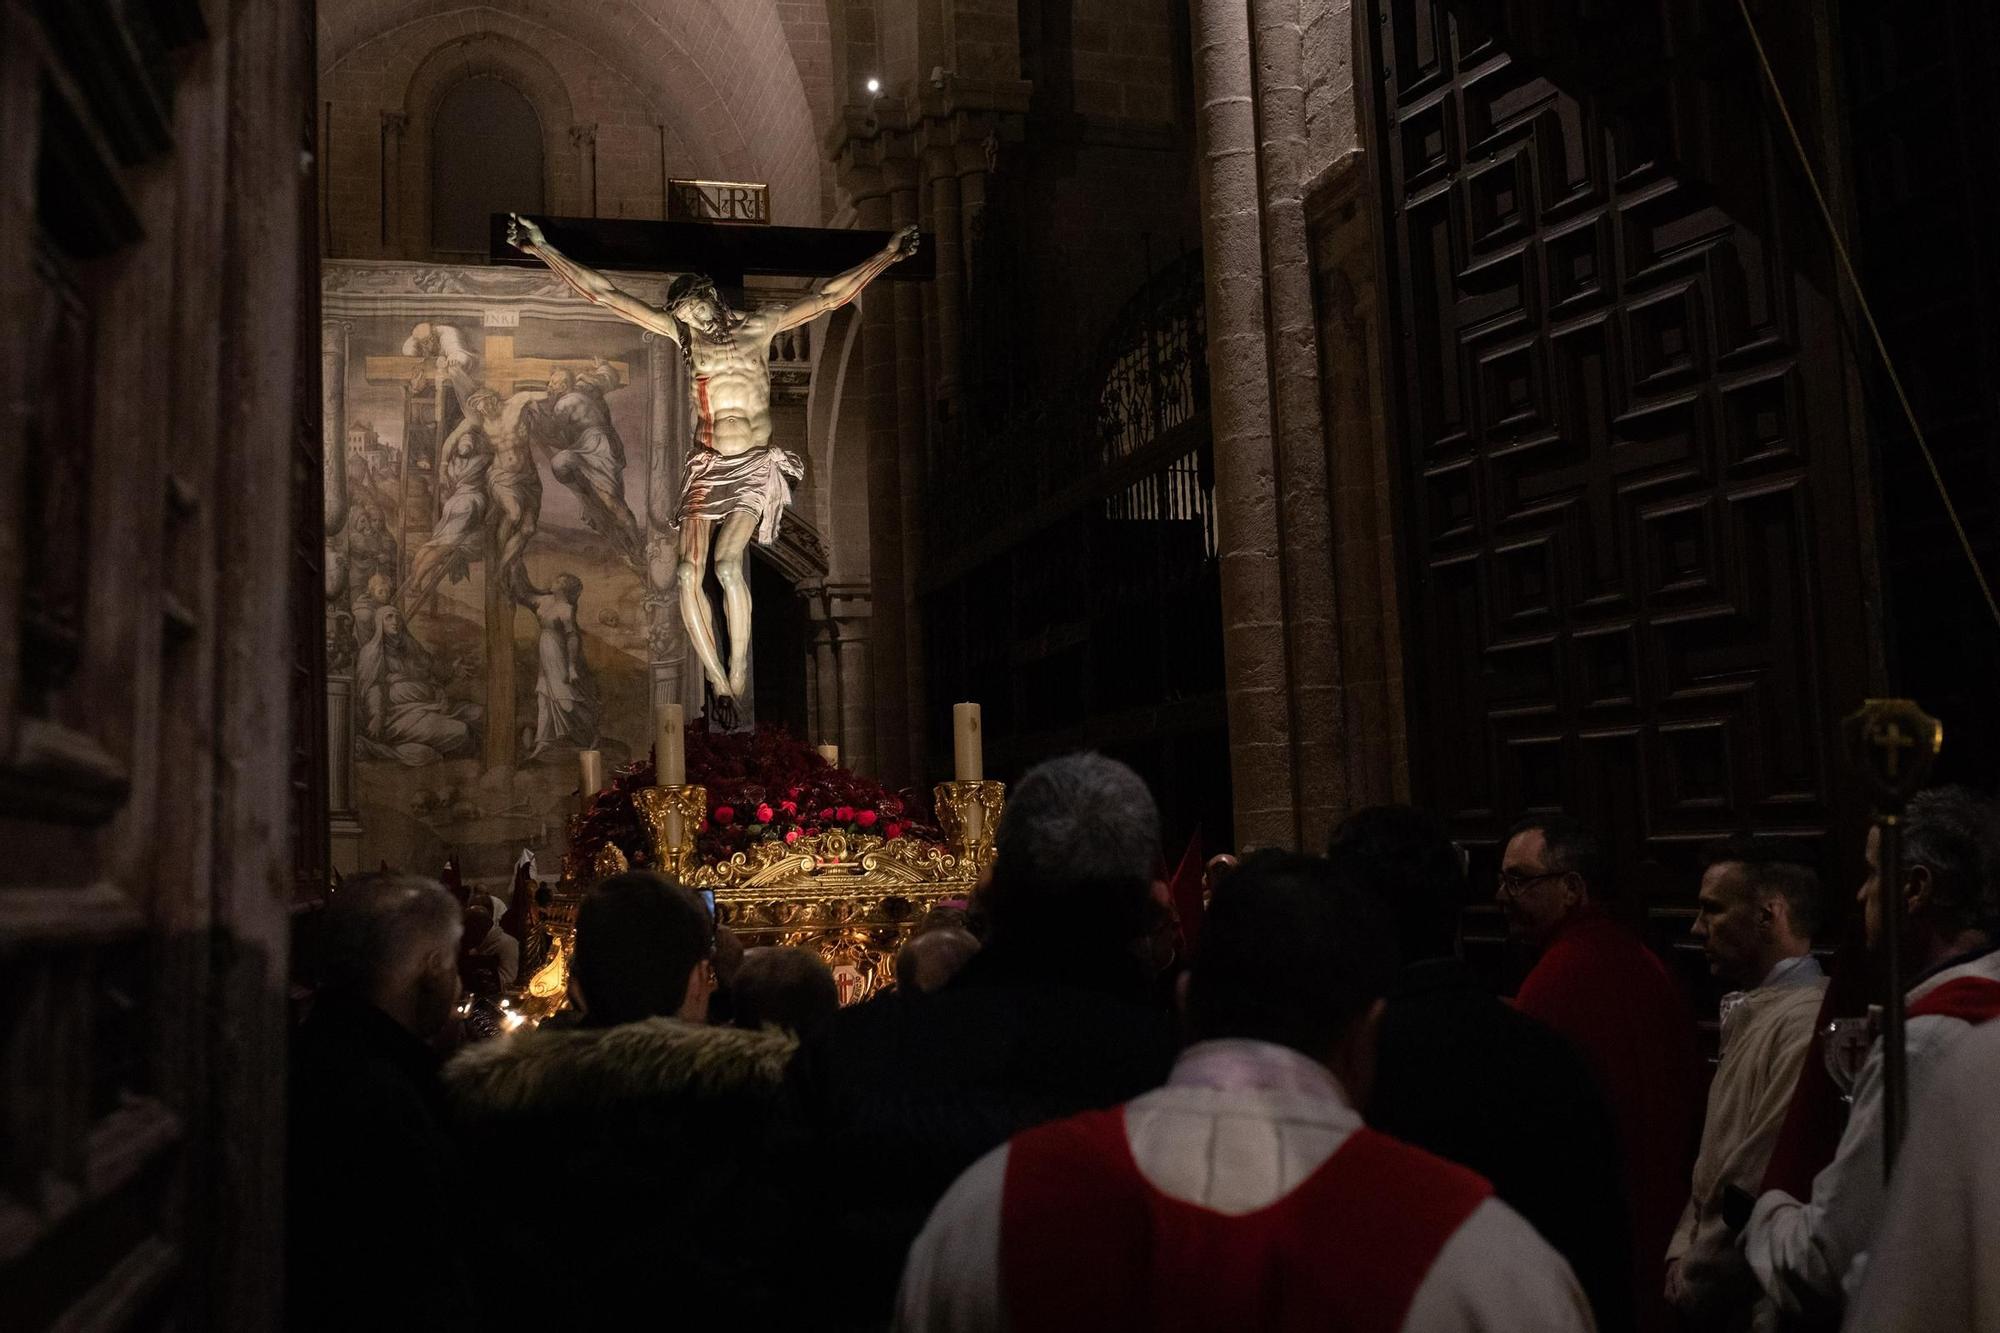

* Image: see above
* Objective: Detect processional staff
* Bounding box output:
[1843,698,1943,1178]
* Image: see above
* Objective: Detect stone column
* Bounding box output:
[572,124,599,217]
[856,173,913,785]
[326,677,361,873]
[1243,0,1343,839]
[833,599,876,779]
[1191,0,1319,849]
[889,155,930,781]
[378,111,405,256]
[927,146,966,411]
[322,320,362,868]
[956,140,990,277]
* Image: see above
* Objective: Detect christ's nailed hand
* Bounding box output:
[507,214,545,251]
[892,223,920,260]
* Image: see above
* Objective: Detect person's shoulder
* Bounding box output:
[1422,1195,1595,1327]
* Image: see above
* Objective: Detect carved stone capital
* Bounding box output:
[569,123,598,150]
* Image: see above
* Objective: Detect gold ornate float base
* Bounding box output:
[688,827,977,1003]
[526,782,1003,1013]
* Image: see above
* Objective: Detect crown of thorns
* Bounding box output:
[665,273,720,308]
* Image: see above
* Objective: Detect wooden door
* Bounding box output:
[0,0,319,1325]
[1364,1,1877,945]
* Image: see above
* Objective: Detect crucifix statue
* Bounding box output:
[507,213,919,727]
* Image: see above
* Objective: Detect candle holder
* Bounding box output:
[933,780,1005,873]
[634,784,708,880]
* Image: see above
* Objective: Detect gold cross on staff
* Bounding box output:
[1873,719,1916,777]
[361,334,631,393]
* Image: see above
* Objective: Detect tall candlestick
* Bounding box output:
[817,743,840,767]
[657,704,686,785]
[953,703,983,782]
[578,749,604,799]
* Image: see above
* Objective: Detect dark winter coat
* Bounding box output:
[444,1016,795,1328]
[287,994,475,1332]
[770,944,1179,1329]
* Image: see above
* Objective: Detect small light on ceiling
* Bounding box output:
[865,77,881,95]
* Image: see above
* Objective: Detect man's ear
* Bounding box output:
[1905,864,1935,916]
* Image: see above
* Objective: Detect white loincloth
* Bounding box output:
[675,445,804,544]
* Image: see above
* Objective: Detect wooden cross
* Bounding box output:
[485,214,935,287]
[361,333,634,771]
[360,335,631,396]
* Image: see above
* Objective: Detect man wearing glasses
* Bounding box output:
[1501,815,1702,1333]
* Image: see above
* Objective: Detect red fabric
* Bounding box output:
[1514,910,1700,1333]
[1758,974,1852,1199]
[1000,1107,1491,1333]
[1907,977,2000,1025]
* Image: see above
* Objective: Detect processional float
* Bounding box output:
[522,704,1001,1017]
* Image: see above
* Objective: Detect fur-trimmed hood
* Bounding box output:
[444,1016,795,1123]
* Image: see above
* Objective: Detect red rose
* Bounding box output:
[784,828,801,845]
[836,805,856,823]
[819,807,835,821]
[857,809,879,829]
[756,803,774,824]
[779,800,798,818]
[804,825,821,837]
[885,822,905,840]
[714,805,735,825]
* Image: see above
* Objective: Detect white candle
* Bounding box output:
[953,703,983,782]
[578,749,604,797]
[657,704,686,786]
[817,743,840,767]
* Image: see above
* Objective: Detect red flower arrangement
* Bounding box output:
[563,723,941,880]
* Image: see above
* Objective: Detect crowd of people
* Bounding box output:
[285,756,2000,1332]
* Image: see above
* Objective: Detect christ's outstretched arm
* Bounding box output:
[508,214,682,343]
[769,224,920,332]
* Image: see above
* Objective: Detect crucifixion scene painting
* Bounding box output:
[325,284,657,871]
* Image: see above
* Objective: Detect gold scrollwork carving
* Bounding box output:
[933,780,1005,872]
[591,841,629,878]
[633,784,707,879]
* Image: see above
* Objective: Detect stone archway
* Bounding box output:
[321,0,830,228]
[398,32,578,259]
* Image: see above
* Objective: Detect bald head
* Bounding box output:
[732,947,840,1036]
[896,927,981,995]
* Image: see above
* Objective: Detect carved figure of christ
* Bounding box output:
[508,213,919,723]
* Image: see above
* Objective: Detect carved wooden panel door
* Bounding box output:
[0,0,317,1326]
[1366,2,1876,916]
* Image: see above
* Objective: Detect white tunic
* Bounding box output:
[1743,947,2000,1320]
[1667,958,1825,1323]
[894,1038,1595,1333]
[1842,1016,2000,1330]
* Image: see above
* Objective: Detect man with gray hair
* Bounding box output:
[288,873,472,1332]
[776,753,1178,1327]
[1743,785,2000,1324]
